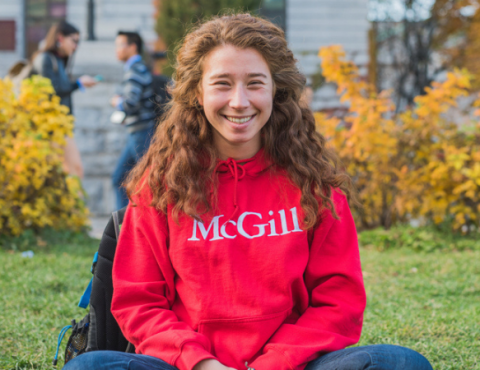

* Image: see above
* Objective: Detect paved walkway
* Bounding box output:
[88,216,110,239]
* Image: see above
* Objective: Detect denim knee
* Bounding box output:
[62,351,176,370]
[306,344,433,370]
[367,344,433,370]
[61,351,125,370]
[306,348,372,370]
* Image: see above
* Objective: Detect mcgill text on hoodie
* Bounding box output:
[111,149,366,370]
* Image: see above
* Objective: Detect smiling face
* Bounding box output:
[198,45,274,160]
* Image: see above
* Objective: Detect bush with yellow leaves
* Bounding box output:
[316,45,480,231]
[0,76,89,236]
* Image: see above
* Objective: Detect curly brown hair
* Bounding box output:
[125,13,355,229]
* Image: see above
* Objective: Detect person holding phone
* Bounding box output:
[32,21,97,179]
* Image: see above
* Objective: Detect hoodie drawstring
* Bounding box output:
[214,158,246,221]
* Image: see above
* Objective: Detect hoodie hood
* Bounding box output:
[213,148,272,220]
[214,148,271,178]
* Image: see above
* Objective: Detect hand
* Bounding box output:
[193,359,237,370]
[110,95,122,108]
[78,75,97,88]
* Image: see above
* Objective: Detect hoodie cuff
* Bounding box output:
[174,342,217,370]
[249,349,294,370]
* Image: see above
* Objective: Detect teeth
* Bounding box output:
[226,116,253,124]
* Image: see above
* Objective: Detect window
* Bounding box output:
[25,0,67,57]
[0,20,16,51]
[259,0,286,31]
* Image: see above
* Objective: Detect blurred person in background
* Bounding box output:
[32,20,97,179]
[110,31,156,210]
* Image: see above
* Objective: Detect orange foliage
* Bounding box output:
[316,46,480,231]
[434,0,480,90]
[462,7,480,90]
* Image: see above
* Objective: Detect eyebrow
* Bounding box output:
[209,73,268,79]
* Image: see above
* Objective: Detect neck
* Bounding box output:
[215,136,262,160]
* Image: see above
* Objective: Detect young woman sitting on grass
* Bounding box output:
[64,14,433,370]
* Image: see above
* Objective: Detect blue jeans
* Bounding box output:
[112,126,154,210]
[63,345,433,370]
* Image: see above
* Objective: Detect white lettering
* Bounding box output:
[221,220,237,239]
[238,212,267,239]
[268,219,279,236]
[254,223,268,238]
[188,208,302,241]
[188,216,224,241]
[290,207,303,232]
[278,209,291,235]
[188,220,200,241]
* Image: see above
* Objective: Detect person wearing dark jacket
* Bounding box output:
[32,21,97,178]
[110,31,156,210]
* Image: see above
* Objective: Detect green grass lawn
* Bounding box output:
[0,233,479,369]
[359,248,479,369]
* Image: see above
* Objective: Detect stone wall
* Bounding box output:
[70,71,124,216]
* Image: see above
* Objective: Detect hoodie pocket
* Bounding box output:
[198,308,291,368]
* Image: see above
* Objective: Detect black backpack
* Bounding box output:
[53,207,134,366]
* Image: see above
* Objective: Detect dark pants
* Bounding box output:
[112,126,154,210]
[63,345,433,370]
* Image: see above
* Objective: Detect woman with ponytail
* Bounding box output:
[33,21,97,178]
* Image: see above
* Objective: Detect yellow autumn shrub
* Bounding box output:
[0,76,89,236]
[316,45,480,231]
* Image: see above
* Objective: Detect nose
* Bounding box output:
[229,84,250,110]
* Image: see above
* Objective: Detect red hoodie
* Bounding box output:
[111,149,366,370]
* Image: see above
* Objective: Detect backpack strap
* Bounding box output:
[112,211,121,239]
[112,206,127,240]
[79,208,126,309]
[125,342,134,353]
[112,206,134,353]
[78,252,99,309]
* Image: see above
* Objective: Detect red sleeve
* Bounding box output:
[111,202,216,370]
[249,191,366,370]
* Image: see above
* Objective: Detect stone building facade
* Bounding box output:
[0,0,369,219]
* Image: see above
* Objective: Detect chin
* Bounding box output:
[225,135,256,145]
